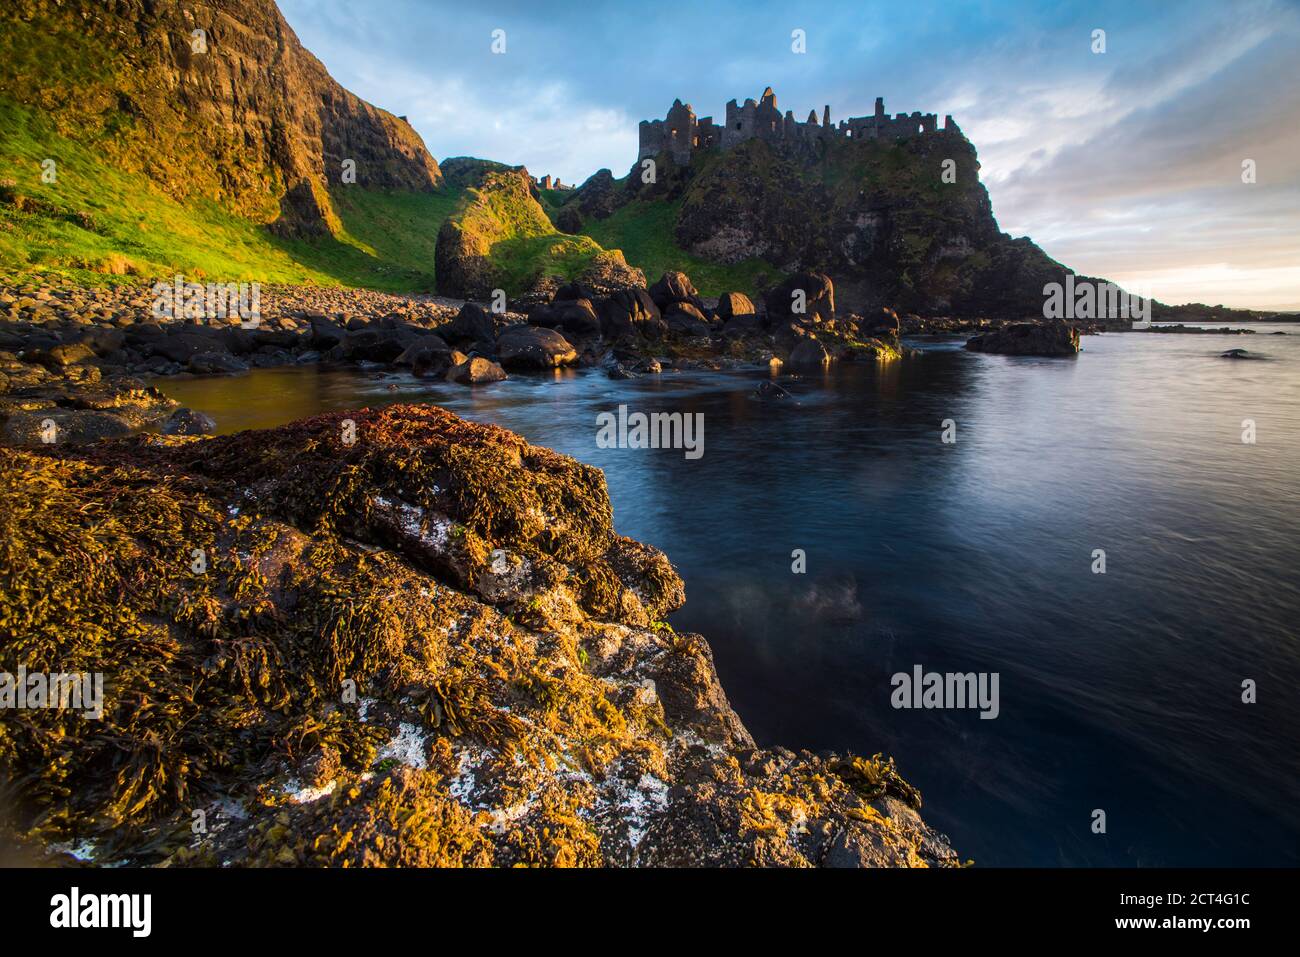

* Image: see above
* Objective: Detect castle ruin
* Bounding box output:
[638,87,960,164]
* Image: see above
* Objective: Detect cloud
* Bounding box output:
[278,0,1300,308]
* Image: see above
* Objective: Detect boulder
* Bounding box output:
[446,356,508,384]
[447,302,499,345]
[188,352,250,375]
[124,322,165,346]
[552,298,601,338]
[496,325,578,369]
[525,303,562,329]
[149,331,227,363]
[722,313,763,338]
[394,335,452,374]
[31,341,97,368]
[554,282,597,303]
[965,321,1080,357]
[649,271,702,310]
[716,292,756,320]
[162,408,218,435]
[766,272,835,324]
[74,327,126,356]
[341,328,411,363]
[787,338,834,369]
[861,308,901,339]
[309,317,346,349]
[755,380,791,400]
[664,303,712,338]
[598,288,665,341]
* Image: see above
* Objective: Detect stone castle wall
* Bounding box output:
[638,87,959,164]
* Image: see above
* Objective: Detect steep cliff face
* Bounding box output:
[562,130,1085,318]
[0,0,441,238]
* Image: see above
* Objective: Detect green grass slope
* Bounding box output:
[435,170,615,297]
[0,98,463,291]
[580,196,779,298]
[0,94,637,297]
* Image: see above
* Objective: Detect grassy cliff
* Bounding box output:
[435,169,638,298]
[0,97,462,290]
[0,0,457,292]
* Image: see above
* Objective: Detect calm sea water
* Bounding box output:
[158,328,1300,866]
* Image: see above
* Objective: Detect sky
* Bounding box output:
[279,0,1300,309]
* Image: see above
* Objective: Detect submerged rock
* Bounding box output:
[0,404,956,869]
[754,380,791,400]
[787,338,834,369]
[162,407,217,435]
[965,320,1080,357]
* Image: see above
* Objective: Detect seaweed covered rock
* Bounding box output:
[0,405,957,868]
[0,372,177,445]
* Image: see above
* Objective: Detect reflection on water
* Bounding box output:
[158,328,1300,866]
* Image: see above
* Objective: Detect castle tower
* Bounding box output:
[755,87,782,139]
[665,98,697,164]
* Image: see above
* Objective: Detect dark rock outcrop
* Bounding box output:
[598,288,666,341]
[767,272,835,324]
[649,271,703,310]
[965,321,1081,357]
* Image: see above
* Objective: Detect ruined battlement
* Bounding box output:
[638,87,960,164]
[534,174,572,191]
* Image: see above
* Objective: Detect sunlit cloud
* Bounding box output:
[279,0,1300,308]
